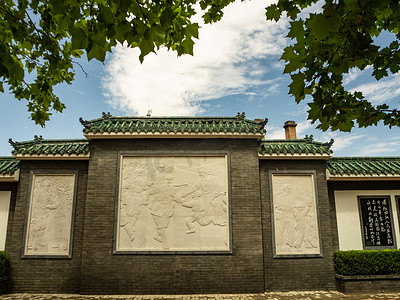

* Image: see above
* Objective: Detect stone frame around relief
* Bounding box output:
[22,171,78,258]
[113,152,232,254]
[269,170,322,258]
[358,195,397,250]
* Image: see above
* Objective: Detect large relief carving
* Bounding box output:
[116,155,230,252]
[271,173,321,257]
[24,174,76,257]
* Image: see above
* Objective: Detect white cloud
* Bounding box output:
[343,68,363,85]
[318,132,364,152]
[343,66,373,86]
[296,120,313,136]
[266,125,284,139]
[102,0,289,116]
[351,73,400,105]
[358,140,400,156]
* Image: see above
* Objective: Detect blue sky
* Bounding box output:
[1,0,400,157]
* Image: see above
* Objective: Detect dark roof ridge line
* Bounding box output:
[330,157,400,161]
[261,139,330,145]
[11,138,89,146]
[82,116,265,123]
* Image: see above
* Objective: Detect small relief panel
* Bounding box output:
[115,155,230,253]
[23,173,76,257]
[359,196,396,249]
[271,172,321,257]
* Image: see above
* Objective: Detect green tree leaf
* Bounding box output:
[71,27,88,50]
[1,0,400,131]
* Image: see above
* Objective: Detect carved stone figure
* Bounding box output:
[274,184,296,251]
[272,175,320,255]
[26,174,74,256]
[116,156,230,252]
[120,161,150,243]
[146,174,184,248]
[182,191,213,233]
[210,192,227,226]
[305,212,318,248]
[292,201,312,251]
[28,177,52,251]
[183,168,223,218]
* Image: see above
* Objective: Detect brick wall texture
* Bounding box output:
[3,139,342,294]
[260,160,336,291]
[5,161,88,293]
[79,139,264,294]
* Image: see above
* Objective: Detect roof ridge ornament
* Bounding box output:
[79,117,88,126]
[304,135,314,143]
[34,135,44,143]
[8,138,17,147]
[261,118,268,127]
[323,138,334,149]
[236,112,246,120]
[102,112,112,120]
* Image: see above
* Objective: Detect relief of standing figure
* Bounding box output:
[146,174,187,248]
[120,162,150,244]
[274,184,296,252]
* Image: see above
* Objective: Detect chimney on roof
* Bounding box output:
[284,121,297,139]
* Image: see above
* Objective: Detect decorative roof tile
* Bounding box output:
[327,157,400,179]
[80,112,267,139]
[0,157,20,175]
[9,136,90,160]
[258,136,333,159]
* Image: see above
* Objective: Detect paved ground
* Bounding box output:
[1,292,400,300]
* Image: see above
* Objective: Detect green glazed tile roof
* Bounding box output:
[9,136,90,158]
[327,157,400,177]
[80,112,267,138]
[0,157,20,175]
[259,135,333,158]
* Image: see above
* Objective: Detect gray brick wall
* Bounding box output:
[79,138,264,294]
[4,139,356,294]
[5,161,88,293]
[259,160,336,291]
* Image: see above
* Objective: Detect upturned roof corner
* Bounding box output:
[0,156,20,181]
[0,157,20,175]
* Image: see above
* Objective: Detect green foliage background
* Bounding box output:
[267,0,400,132]
[1,0,400,131]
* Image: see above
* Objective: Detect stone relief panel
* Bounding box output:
[116,155,230,252]
[24,174,76,257]
[271,174,321,256]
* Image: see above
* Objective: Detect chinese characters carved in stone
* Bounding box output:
[359,196,395,249]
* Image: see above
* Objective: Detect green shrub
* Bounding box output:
[0,251,10,277]
[334,249,400,275]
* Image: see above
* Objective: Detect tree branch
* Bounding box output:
[72,61,89,78]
